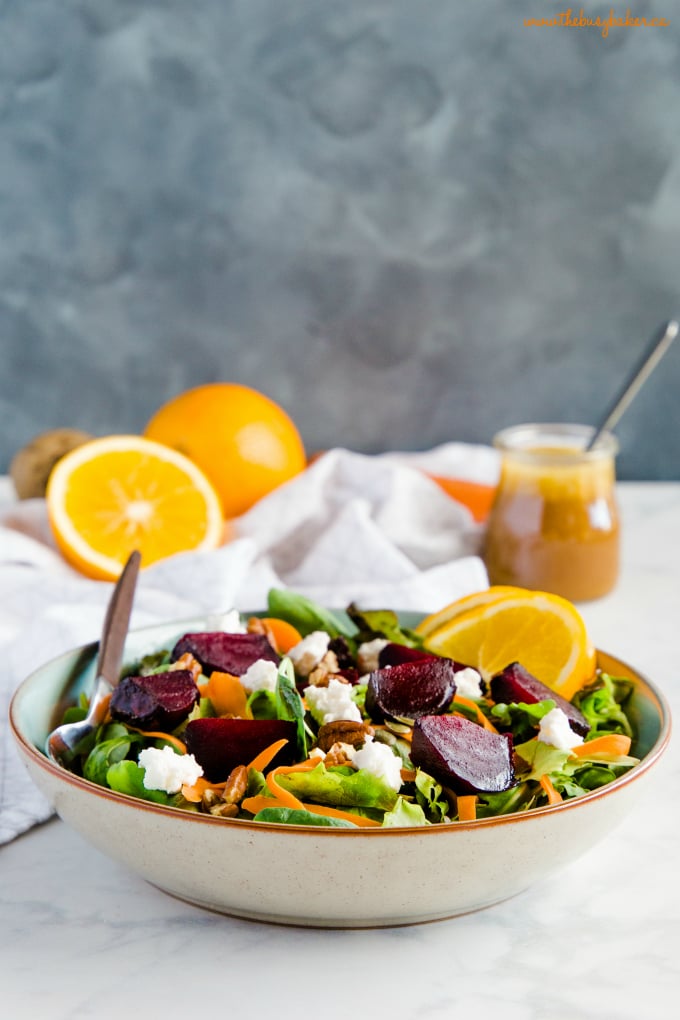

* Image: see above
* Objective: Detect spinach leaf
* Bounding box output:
[106,760,179,806]
[253,807,357,827]
[346,605,424,649]
[275,657,311,759]
[84,734,141,787]
[267,589,355,639]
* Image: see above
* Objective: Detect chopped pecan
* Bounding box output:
[222,764,248,805]
[323,742,353,768]
[209,802,239,818]
[316,719,374,753]
[169,651,203,682]
[246,616,277,649]
[307,650,342,687]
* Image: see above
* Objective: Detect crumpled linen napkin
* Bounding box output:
[0,443,499,843]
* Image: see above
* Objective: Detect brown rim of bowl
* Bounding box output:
[9,650,671,838]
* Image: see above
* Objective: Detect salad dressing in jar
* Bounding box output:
[483,424,620,602]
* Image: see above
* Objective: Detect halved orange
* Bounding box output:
[415,586,528,640]
[46,435,225,580]
[420,588,596,700]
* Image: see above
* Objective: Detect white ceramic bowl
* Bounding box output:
[10,613,671,928]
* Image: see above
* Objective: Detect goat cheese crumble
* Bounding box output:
[303,678,362,724]
[138,746,203,794]
[288,630,331,677]
[241,658,279,694]
[356,638,389,673]
[454,667,484,700]
[538,707,584,751]
[347,736,403,792]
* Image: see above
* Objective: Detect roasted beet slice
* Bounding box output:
[490,662,589,737]
[378,643,438,667]
[366,658,459,721]
[171,632,279,677]
[411,715,516,795]
[110,670,199,732]
[184,717,296,781]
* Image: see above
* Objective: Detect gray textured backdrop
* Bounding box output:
[1,0,679,479]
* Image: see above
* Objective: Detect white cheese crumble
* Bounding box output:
[241,658,279,694]
[454,667,484,700]
[356,638,389,674]
[538,707,585,751]
[347,736,403,792]
[222,609,247,633]
[288,630,331,677]
[303,677,362,724]
[138,746,203,794]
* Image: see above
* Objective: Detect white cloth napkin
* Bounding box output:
[0,443,499,843]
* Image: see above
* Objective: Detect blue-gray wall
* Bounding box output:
[1,0,679,480]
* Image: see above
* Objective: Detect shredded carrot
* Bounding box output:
[259,617,303,653]
[539,774,563,805]
[456,795,478,821]
[239,793,381,827]
[453,694,499,733]
[181,776,227,803]
[570,734,632,758]
[247,738,290,773]
[201,671,248,717]
[265,761,316,809]
[127,726,187,754]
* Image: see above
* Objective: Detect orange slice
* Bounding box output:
[46,435,225,580]
[415,586,528,639]
[420,589,596,700]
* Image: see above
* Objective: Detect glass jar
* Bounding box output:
[483,423,620,602]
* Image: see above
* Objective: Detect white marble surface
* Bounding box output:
[2,483,679,1020]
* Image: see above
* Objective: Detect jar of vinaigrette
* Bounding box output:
[483,424,620,602]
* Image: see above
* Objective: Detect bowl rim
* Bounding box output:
[9,614,672,838]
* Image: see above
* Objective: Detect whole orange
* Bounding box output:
[144,383,307,518]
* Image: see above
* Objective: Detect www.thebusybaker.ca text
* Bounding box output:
[524,8,670,38]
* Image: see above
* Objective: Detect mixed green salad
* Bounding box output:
[55,589,640,828]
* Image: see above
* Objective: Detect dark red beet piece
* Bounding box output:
[490,662,589,737]
[110,670,199,732]
[184,717,296,782]
[411,715,516,795]
[378,643,438,667]
[171,632,279,677]
[366,658,459,721]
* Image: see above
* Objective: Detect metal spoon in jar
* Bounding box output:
[586,320,679,450]
[46,550,141,768]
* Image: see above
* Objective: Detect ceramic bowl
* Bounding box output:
[10,613,671,928]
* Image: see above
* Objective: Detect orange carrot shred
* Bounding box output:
[570,734,632,758]
[127,726,187,754]
[259,617,303,653]
[453,694,499,733]
[202,671,248,717]
[539,774,563,805]
[239,794,380,827]
[181,776,227,802]
[247,738,290,773]
[456,795,478,821]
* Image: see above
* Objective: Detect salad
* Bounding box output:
[57,589,639,828]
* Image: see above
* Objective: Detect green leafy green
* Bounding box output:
[573,673,634,738]
[382,797,429,827]
[123,649,172,677]
[84,733,141,786]
[414,770,450,823]
[247,689,278,719]
[514,737,572,780]
[346,604,424,649]
[491,699,557,743]
[476,784,537,817]
[267,589,355,639]
[276,761,399,811]
[275,657,311,759]
[106,760,179,805]
[253,807,357,827]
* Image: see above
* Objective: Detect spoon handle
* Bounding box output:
[586,320,679,450]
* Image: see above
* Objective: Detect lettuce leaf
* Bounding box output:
[267,589,355,640]
[572,673,634,738]
[345,605,424,649]
[414,770,449,823]
[84,733,141,786]
[382,797,429,827]
[276,761,399,811]
[491,699,557,743]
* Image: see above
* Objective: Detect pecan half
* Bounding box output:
[316,720,374,753]
[222,764,248,805]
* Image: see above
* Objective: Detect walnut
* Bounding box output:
[246,616,277,649]
[316,720,374,753]
[307,650,343,687]
[323,742,353,768]
[169,652,203,683]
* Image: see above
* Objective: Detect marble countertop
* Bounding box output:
[3,482,678,1020]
